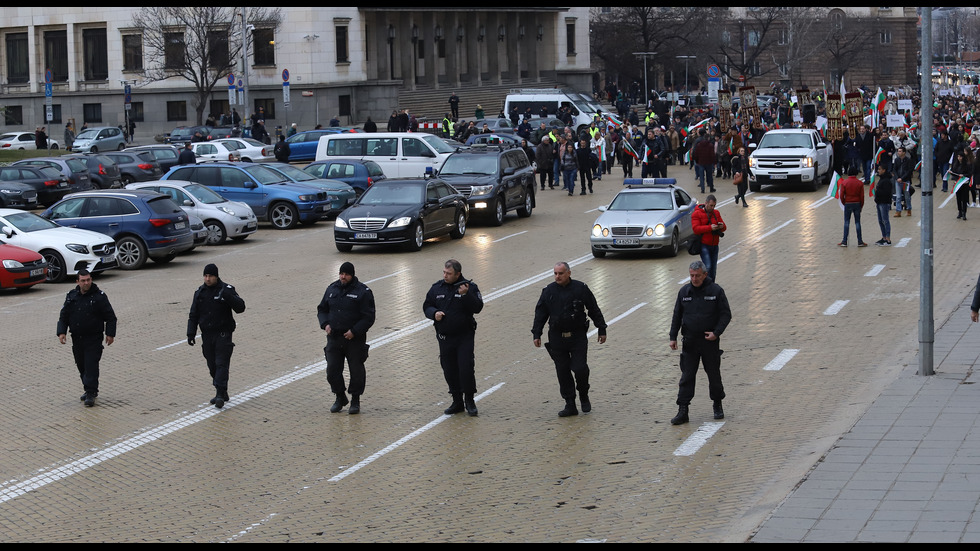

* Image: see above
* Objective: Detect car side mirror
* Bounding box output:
[748,143,757,150]
[817,142,827,149]
[597,205,607,212]
[1,225,13,238]
[503,167,516,176]
[244,181,257,189]
[183,199,194,207]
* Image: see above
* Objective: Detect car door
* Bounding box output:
[45,196,89,228]
[77,196,125,237]
[674,188,696,241]
[423,182,449,235]
[216,167,265,217]
[400,137,436,178]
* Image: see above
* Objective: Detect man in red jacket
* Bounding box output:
[692,195,726,282]
[838,166,867,247]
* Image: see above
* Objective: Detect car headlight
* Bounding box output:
[802,156,814,168]
[2,259,24,269]
[0,189,19,194]
[470,185,494,196]
[653,224,665,236]
[334,217,348,229]
[592,224,609,237]
[389,217,412,228]
[748,157,756,168]
[66,244,89,254]
[298,194,316,202]
[218,206,236,216]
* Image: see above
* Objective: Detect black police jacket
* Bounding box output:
[669,279,731,341]
[422,275,483,335]
[187,279,245,337]
[532,280,607,339]
[316,277,376,337]
[57,283,117,338]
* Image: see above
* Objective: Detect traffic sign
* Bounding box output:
[45,69,53,84]
[282,69,289,82]
[707,64,720,78]
[227,73,235,86]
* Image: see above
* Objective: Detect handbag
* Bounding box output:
[732,171,743,186]
[687,236,702,256]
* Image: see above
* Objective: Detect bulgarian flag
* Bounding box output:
[914,159,922,172]
[727,137,734,155]
[604,113,623,130]
[951,176,971,194]
[683,148,692,164]
[681,117,711,139]
[622,139,640,161]
[826,171,845,210]
[868,172,877,197]
[873,147,887,166]
[875,87,887,112]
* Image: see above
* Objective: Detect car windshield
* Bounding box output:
[1,212,60,232]
[270,164,315,181]
[358,183,422,205]
[607,191,673,211]
[184,183,227,204]
[242,165,288,184]
[439,155,498,176]
[75,130,100,140]
[218,140,244,150]
[757,134,813,149]
[242,138,266,148]
[420,134,455,154]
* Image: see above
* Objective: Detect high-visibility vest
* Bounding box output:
[443,118,454,135]
[589,126,600,139]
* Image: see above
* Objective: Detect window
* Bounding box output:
[3,105,23,126]
[253,98,275,119]
[82,28,108,81]
[49,104,63,124]
[129,102,145,123]
[339,94,351,117]
[751,61,761,76]
[209,100,230,120]
[165,31,185,69]
[778,63,789,77]
[721,31,731,46]
[45,30,69,82]
[336,25,349,63]
[5,33,29,84]
[208,29,229,70]
[219,167,250,188]
[748,30,760,47]
[778,29,788,46]
[879,30,892,44]
[167,101,187,121]
[829,9,845,34]
[123,34,143,71]
[437,38,446,59]
[253,28,275,65]
[83,103,102,123]
[566,21,576,55]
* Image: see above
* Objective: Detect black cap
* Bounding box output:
[204,263,219,277]
[339,262,355,276]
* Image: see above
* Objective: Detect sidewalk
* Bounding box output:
[751,293,980,542]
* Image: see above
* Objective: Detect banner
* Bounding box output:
[739,86,759,125]
[718,90,732,133]
[844,92,863,137]
[827,94,844,142]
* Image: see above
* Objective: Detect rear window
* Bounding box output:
[65,159,89,172]
[364,161,385,178]
[146,196,184,215]
[39,167,63,179]
[91,154,115,165]
[137,152,155,162]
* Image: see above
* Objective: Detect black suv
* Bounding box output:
[436,144,535,225]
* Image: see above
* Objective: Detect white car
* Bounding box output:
[125,180,258,244]
[191,141,241,162]
[215,138,274,162]
[0,208,116,283]
[0,132,60,150]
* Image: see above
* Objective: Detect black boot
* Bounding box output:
[330,392,349,413]
[349,395,360,415]
[579,392,592,413]
[713,400,725,420]
[464,393,478,416]
[670,405,689,425]
[558,400,578,417]
[444,394,464,415]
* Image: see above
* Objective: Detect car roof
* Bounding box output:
[63,189,165,200]
[129,180,196,189]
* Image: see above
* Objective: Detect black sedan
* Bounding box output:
[0,165,70,206]
[333,178,468,252]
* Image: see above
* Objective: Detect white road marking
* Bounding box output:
[808,195,836,209]
[939,192,955,209]
[492,230,527,243]
[763,349,800,371]
[155,336,198,351]
[864,264,886,277]
[588,303,647,337]
[364,269,408,284]
[753,195,789,207]
[895,237,912,248]
[677,220,793,284]
[823,299,849,316]
[673,422,725,456]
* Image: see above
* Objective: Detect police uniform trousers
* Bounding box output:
[438,331,477,395]
[547,329,590,402]
[677,336,725,406]
[201,331,234,393]
[71,333,104,397]
[324,333,368,396]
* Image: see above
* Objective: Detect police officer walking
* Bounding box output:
[532,261,607,417]
[423,259,484,416]
[668,260,732,425]
[187,264,246,409]
[317,262,376,414]
[57,269,116,407]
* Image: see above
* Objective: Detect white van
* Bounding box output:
[503,89,605,136]
[314,132,456,178]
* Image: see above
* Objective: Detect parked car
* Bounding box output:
[162,162,332,230]
[190,141,242,162]
[69,126,126,153]
[259,162,357,216]
[125,144,182,173]
[102,151,164,184]
[285,129,346,162]
[0,208,116,282]
[0,164,71,206]
[464,133,522,147]
[0,181,39,209]
[303,159,386,196]
[41,190,194,270]
[333,177,468,252]
[166,125,213,145]
[12,157,95,195]
[437,145,535,225]
[215,138,274,162]
[589,180,698,258]
[187,213,209,249]
[208,126,236,140]
[0,132,60,150]
[67,153,122,189]
[0,243,47,290]
[126,180,258,244]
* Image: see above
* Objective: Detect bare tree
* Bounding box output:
[778,8,826,87]
[825,14,875,90]
[708,7,783,85]
[131,7,282,125]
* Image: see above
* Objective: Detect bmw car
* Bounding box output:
[590,180,698,258]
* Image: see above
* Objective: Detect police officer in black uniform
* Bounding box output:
[317,262,376,414]
[57,269,116,407]
[668,260,732,425]
[187,264,246,409]
[423,259,484,416]
[532,261,607,417]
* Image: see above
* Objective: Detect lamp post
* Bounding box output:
[632,51,657,106]
[303,34,320,127]
[676,55,696,96]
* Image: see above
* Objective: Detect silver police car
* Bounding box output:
[590,179,698,258]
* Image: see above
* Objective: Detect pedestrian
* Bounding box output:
[363,117,377,133]
[35,126,48,150]
[187,264,246,409]
[575,138,594,195]
[422,259,484,416]
[838,166,867,247]
[668,260,732,425]
[329,115,341,127]
[178,142,196,165]
[128,119,136,143]
[873,163,893,246]
[971,272,980,323]
[693,129,717,193]
[475,104,485,120]
[641,128,664,178]
[287,123,298,137]
[892,147,914,217]
[951,147,974,221]
[57,270,116,407]
[252,120,269,145]
[731,146,749,207]
[532,261,607,417]
[64,122,75,151]
[561,142,577,196]
[535,136,555,190]
[449,92,460,120]
[317,262,376,415]
[691,194,726,283]
[273,134,291,163]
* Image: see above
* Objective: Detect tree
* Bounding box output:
[825,13,875,90]
[778,8,826,88]
[131,7,282,125]
[708,7,783,85]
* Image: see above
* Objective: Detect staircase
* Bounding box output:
[398,78,563,124]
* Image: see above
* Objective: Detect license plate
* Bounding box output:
[175,222,185,229]
[245,223,257,230]
[354,233,377,239]
[613,238,640,245]
[59,182,68,188]
[28,197,36,204]
[101,256,114,263]
[30,268,44,277]
[771,174,787,180]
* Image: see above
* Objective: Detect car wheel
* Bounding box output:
[490,197,505,226]
[336,242,354,252]
[151,253,176,264]
[41,249,67,283]
[90,146,98,153]
[117,143,126,151]
[204,220,227,245]
[517,189,533,218]
[121,175,134,185]
[591,247,606,258]
[116,236,148,270]
[405,221,424,251]
[50,144,59,150]
[665,229,680,257]
[269,202,299,230]
[450,210,466,239]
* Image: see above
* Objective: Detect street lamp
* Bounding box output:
[304,34,320,127]
[633,51,657,106]
[676,55,696,96]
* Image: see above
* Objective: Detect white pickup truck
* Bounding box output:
[747,128,833,192]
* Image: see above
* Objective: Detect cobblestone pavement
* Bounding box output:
[0,161,974,542]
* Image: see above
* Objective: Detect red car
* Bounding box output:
[0,243,47,290]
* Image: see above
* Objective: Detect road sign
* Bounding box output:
[282,68,290,107]
[237,78,244,106]
[45,69,53,84]
[707,64,720,78]
[45,82,52,98]
[282,69,289,82]
[228,73,236,105]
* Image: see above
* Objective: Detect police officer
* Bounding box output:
[668,260,732,425]
[423,259,484,416]
[187,264,246,409]
[532,262,607,417]
[57,269,117,407]
[317,262,376,414]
